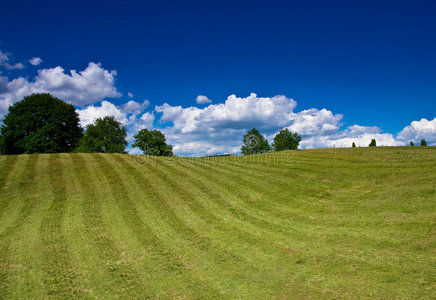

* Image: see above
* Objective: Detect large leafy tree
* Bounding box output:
[133,128,173,156]
[76,116,127,153]
[0,93,83,154]
[272,128,301,151]
[241,128,271,155]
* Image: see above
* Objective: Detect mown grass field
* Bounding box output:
[0,147,435,299]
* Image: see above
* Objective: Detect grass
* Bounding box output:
[0,147,435,298]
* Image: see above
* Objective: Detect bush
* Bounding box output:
[421,139,427,146]
[369,139,377,147]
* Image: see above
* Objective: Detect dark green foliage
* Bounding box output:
[420,139,427,146]
[241,128,271,155]
[352,142,356,148]
[272,128,301,151]
[133,128,173,156]
[369,139,377,147]
[76,116,127,153]
[0,93,82,154]
[410,141,414,146]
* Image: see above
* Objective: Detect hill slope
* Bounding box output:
[0,148,435,298]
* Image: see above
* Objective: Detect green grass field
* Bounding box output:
[0,147,435,298]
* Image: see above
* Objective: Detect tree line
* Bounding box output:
[0,94,173,155]
[0,93,429,155]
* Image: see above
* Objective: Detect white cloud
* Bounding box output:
[33,62,121,105]
[157,93,296,134]
[76,99,151,127]
[0,50,25,70]
[286,108,342,136]
[154,93,418,155]
[196,95,212,104]
[121,99,150,115]
[134,112,155,131]
[128,92,133,98]
[77,101,128,127]
[397,118,436,145]
[29,57,43,66]
[156,93,298,155]
[0,62,121,119]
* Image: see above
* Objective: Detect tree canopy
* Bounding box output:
[133,128,173,156]
[241,128,271,155]
[369,139,377,147]
[421,139,427,146]
[0,93,83,154]
[272,129,301,151]
[76,116,127,153]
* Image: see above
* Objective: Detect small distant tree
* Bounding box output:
[369,139,377,147]
[133,128,173,156]
[76,116,127,153]
[272,129,301,151]
[421,139,427,146]
[0,93,83,154]
[352,142,356,148]
[241,128,271,155]
[410,141,414,146]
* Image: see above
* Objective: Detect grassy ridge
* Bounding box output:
[0,147,435,298]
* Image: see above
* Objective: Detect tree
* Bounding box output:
[421,139,427,146]
[369,139,377,147]
[133,128,173,156]
[410,141,414,146]
[352,142,356,148]
[241,128,271,155]
[0,93,82,154]
[76,116,127,153]
[272,128,301,151]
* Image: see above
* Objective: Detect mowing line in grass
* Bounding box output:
[0,155,38,298]
[94,154,222,297]
[40,154,83,297]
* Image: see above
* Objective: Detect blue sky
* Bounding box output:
[1,0,435,155]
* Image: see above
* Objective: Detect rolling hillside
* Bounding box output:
[0,148,435,298]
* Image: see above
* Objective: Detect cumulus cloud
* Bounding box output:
[0,62,121,119]
[158,93,296,134]
[77,101,128,127]
[128,92,133,98]
[0,50,25,70]
[286,108,342,136]
[76,99,151,127]
[196,95,212,104]
[154,93,418,155]
[156,93,297,155]
[121,99,150,115]
[29,57,43,66]
[397,118,436,145]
